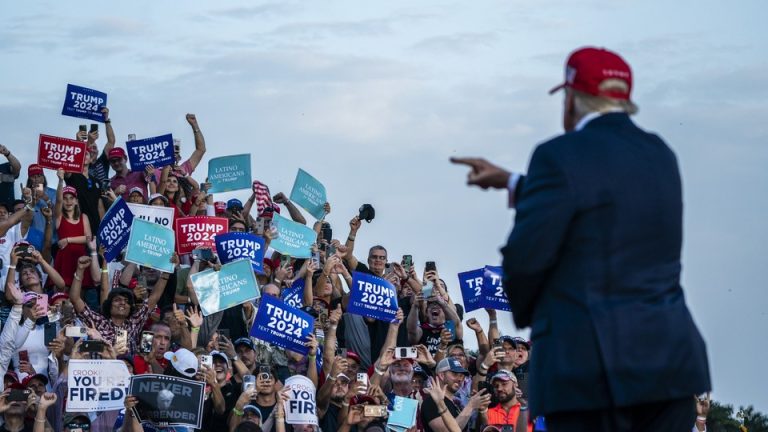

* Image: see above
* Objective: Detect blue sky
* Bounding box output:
[2,0,766,411]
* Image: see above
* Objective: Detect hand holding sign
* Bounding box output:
[61,84,107,122]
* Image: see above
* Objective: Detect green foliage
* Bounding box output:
[705,401,768,432]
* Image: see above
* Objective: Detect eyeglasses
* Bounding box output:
[369,255,387,261]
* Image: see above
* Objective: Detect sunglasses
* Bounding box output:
[369,255,387,261]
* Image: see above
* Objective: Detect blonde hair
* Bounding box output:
[572,79,638,117]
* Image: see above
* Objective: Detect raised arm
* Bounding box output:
[102,107,115,151]
[342,216,361,270]
[70,257,91,314]
[40,206,54,263]
[272,193,306,225]
[185,114,206,171]
[0,145,20,179]
[407,294,423,344]
[54,169,65,229]
[147,271,170,311]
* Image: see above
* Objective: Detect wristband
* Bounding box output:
[8,265,15,270]
[374,366,386,376]
[477,371,487,377]
[489,319,497,324]
[520,406,528,412]
[328,375,337,382]
[233,408,244,416]
[101,269,108,274]
[104,119,111,124]
[342,402,350,407]
[479,363,489,371]
[347,235,356,241]
[73,273,82,281]
[191,327,200,333]
[438,408,448,415]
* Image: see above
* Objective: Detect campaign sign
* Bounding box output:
[129,374,205,429]
[348,271,398,322]
[67,360,130,412]
[208,154,252,193]
[98,197,134,262]
[127,203,174,229]
[281,279,305,309]
[215,232,265,273]
[174,216,228,254]
[289,168,327,220]
[270,213,315,259]
[251,294,312,355]
[457,268,485,313]
[388,396,419,430]
[284,375,318,426]
[61,84,107,122]
[127,134,174,171]
[37,134,87,173]
[125,218,175,273]
[191,259,260,317]
[479,265,511,312]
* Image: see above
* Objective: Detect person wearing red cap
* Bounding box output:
[453,47,710,430]
[108,147,151,202]
[53,169,94,288]
[24,164,57,238]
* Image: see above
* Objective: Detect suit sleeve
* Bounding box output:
[502,144,575,328]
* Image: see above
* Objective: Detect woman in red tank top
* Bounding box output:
[54,169,93,287]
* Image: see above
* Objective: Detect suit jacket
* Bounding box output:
[501,113,710,416]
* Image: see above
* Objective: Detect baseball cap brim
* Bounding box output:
[548,83,567,95]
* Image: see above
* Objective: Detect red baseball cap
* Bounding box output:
[49,292,69,305]
[549,47,633,101]
[108,148,127,160]
[62,186,77,197]
[28,164,44,177]
[214,201,227,215]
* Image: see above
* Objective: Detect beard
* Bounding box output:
[496,391,514,404]
[331,393,345,403]
[390,372,412,385]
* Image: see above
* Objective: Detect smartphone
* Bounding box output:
[37,294,49,316]
[394,347,418,359]
[218,328,230,341]
[139,331,154,354]
[258,365,271,376]
[444,320,456,340]
[116,329,128,347]
[243,374,256,391]
[402,255,412,273]
[65,326,88,338]
[311,251,320,267]
[137,273,148,288]
[421,282,434,299]
[127,134,136,141]
[384,263,393,276]
[8,389,31,402]
[79,340,105,353]
[78,125,87,133]
[337,348,348,358]
[200,355,213,369]
[357,373,368,387]
[44,322,58,345]
[363,405,388,417]
[89,123,98,133]
[425,261,437,273]
[321,223,332,244]
[19,350,29,363]
[326,245,336,258]
[280,255,291,268]
[254,218,265,236]
[493,338,504,348]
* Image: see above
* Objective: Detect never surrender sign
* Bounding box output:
[129,374,205,429]
[37,135,87,173]
[174,216,228,254]
[191,259,260,317]
[215,232,265,273]
[127,134,174,171]
[457,268,484,313]
[251,295,312,355]
[98,197,134,262]
[480,265,511,312]
[348,271,398,322]
[68,360,130,412]
[61,84,107,122]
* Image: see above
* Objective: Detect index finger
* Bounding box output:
[449,157,483,168]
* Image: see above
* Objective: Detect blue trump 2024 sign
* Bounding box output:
[98,198,133,262]
[458,268,484,313]
[270,213,315,259]
[191,259,260,317]
[124,218,175,273]
[207,154,251,193]
[289,168,327,220]
[127,134,174,171]
[281,279,305,308]
[251,295,312,355]
[61,84,107,122]
[348,271,398,322]
[480,265,511,312]
[215,232,265,273]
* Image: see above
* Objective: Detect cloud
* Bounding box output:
[411,32,497,55]
[209,3,295,19]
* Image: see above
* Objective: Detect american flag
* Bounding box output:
[252,180,273,215]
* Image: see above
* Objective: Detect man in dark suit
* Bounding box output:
[452,47,710,431]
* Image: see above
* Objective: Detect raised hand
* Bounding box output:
[449,157,511,190]
[349,216,361,233]
[272,192,288,204]
[468,388,492,410]
[38,392,57,410]
[186,113,199,128]
[77,256,92,270]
